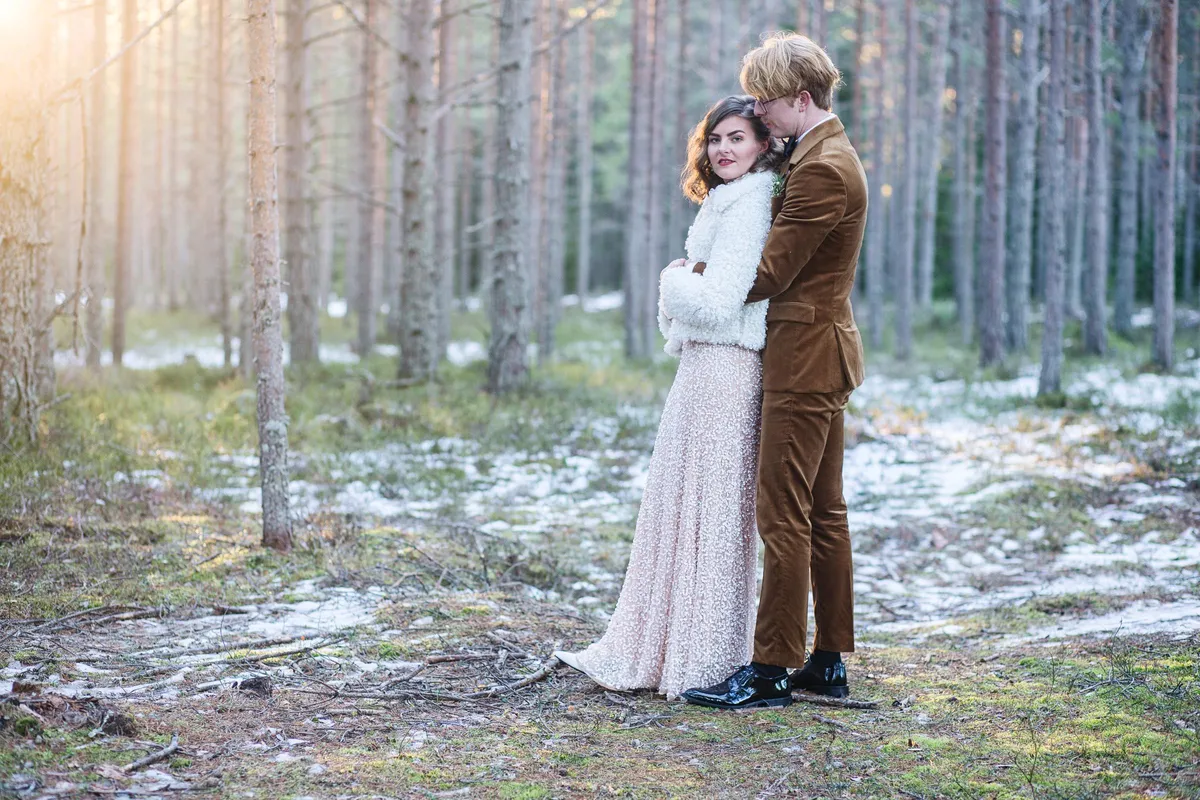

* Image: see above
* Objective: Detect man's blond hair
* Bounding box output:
[740,32,842,111]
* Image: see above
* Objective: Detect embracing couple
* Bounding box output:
[555,32,867,710]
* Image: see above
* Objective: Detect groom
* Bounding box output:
[682,33,867,709]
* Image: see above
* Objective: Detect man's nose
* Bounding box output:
[753,99,765,115]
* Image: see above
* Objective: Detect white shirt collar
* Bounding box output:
[796,112,838,144]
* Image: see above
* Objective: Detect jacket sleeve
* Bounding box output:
[659,191,771,329]
[745,160,847,303]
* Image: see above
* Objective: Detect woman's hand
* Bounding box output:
[663,258,687,272]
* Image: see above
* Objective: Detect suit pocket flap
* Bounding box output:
[766,302,816,324]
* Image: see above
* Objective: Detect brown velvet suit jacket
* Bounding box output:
[700,116,868,395]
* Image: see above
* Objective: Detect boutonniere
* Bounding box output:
[771,172,786,197]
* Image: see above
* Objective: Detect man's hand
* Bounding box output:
[691,261,707,275]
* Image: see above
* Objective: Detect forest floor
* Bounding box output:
[3,301,1200,799]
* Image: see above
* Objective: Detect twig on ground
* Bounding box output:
[133,635,308,660]
[122,733,179,772]
[791,692,879,710]
[485,631,533,658]
[463,659,557,699]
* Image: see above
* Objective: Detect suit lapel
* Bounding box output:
[787,116,845,171]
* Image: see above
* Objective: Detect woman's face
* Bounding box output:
[707,115,769,183]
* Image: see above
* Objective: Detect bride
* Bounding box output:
[555,96,783,699]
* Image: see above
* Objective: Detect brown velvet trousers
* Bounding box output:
[752,389,855,668]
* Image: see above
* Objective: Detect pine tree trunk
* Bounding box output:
[488,0,533,393]
[1039,0,1068,397]
[575,20,595,300]
[316,76,335,314]
[385,0,408,343]
[811,0,827,44]
[979,0,1008,366]
[624,0,652,358]
[284,0,318,363]
[1007,0,1040,352]
[86,0,108,368]
[457,105,474,309]
[355,0,378,356]
[1152,0,1177,370]
[917,4,950,310]
[113,0,139,366]
[188,0,207,315]
[1083,0,1109,354]
[247,0,293,550]
[951,4,978,346]
[642,0,668,353]
[436,0,458,355]
[865,0,888,350]
[893,0,917,359]
[0,6,55,443]
[168,0,182,311]
[665,0,691,283]
[1185,22,1198,306]
[529,0,548,349]
[1114,0,1144,336]
[538,0,570,362]
[853,0,867,145]
[213,0,231,367]
[478,16,498,314]
[399,0,437,380]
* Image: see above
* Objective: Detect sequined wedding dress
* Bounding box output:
[555,170,775,699]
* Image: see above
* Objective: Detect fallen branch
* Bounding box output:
[790,692,879,710]
[133,635,308,660]
[463,659,557,700]
[123,733,179,772]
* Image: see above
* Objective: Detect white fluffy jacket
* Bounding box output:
[658,170,773,357]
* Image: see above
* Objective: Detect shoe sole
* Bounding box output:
[682,695,794,710]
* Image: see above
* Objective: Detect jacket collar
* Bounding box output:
[705,169,776,212]
[788,115,844,168]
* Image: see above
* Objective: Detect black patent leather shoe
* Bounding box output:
[790,659,850,698]
[680,664,794,710]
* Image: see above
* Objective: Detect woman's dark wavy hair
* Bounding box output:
[680,95,784,205]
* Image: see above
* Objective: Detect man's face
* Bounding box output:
[753,92,808,139]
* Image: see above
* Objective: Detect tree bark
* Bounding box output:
[247,0,293,550]
[951,3,978,346]
[575,19,595,300]
[1083,0,1109,354]
[624,0,653,358]
[213,0,231,367]
[1114,0,1146,336]
[113,0,139,366]
[385,0,408,343]
[284,0,318,363]
[893,0,917,359]
[979,0,1008,366]
[0,6,55,443]
[399,0,438,380]
[436,0,458,354]
[1007,0,1040,352]
[1038,0,1068,397]
[917,4,950,310]
[86,0,108,368]
[355,0,378,357]
[488,0,533,393]
[642,0,668,352]
[1185,18,1199,306]
[1152,0,1177,370]
[538,0,570,362]
[865,0,888,350]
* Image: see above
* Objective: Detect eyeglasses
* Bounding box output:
[753,95,786,115]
